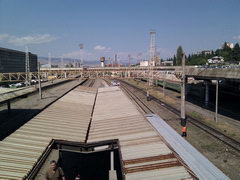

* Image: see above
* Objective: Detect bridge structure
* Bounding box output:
[1,66,240,125]
[0,66,185,83]
[1,66,240,83]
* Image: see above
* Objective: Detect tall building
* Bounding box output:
[0,47,38,73]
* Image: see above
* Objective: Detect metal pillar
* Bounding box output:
[109,151,117,180]
[25,46,30,86]
[163,80,166,97]
[181,54,187,137]
[181,54,186,120]
[215,80,219,123]
[38,62,42,99]
[204,81,209,106]
[110,151,114,170]
[7,100,11,114]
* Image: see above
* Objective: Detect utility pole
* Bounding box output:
[163,74,166,97]
[61,56,64,78]
[181,53,187,137]
[149,31,156,86]
[147,31,156,100]
[215,80,219,123]
[38,62,42,99]
[25,46,30,87]
[61,56,64,68]
[137,53,142,65]
[48,52,51,68]
[128,54,131,67]
[79,44,84,67]
[115,54,118,66]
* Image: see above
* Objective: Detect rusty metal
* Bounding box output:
[125,161,182,174]
[123,154,175,165]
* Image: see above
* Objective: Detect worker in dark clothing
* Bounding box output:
[45,160,66,180]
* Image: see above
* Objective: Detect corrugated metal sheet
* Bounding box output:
[147,114,230,180]
[88,87,194,180]
[0,86,97,180]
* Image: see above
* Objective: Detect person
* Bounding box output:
[75,174,81,180]
[45,160,66,180]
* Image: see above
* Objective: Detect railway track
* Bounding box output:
[119,79,240,153]
[89,79,95,87]
[81,79,95,87]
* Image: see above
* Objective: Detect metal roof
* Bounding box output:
[0,86,97,179]
[88,87,194,180]
[147,114,230,180]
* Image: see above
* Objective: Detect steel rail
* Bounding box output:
[119,79,240,153]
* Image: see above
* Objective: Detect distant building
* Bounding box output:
[202,50,212,55]
[140,56,161,67]
[196,50,212,55]
[0,47,37,73]
[140,60,149,67]
[207,56,224,64]
[224,42,234,49]
[161,60,173,66]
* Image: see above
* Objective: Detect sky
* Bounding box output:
[0,0,240,63]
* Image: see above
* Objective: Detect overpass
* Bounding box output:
[1,66,240,83]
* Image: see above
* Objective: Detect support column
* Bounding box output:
[38,62,42,99]
[109,151,117,180]
[204,80,210,107]
[181,54,187,137]
[185,76,188,97]
[215,80,219,123]
[7,100,11,114]
[163,80,166,97]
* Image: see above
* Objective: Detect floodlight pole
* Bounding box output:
[38,62,42,99]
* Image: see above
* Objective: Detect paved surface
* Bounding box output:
[0,79,72,103]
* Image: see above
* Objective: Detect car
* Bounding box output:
[31,79,37,84]
[9,82,25,88]
[111,80,120,86]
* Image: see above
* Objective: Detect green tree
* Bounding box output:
[188,57,207,65]
[173,55,176,66]
[221,42,232,61]
[232,43,240,61]
[176,46,183,65]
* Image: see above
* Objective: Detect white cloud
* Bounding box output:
[233,35,240,41]
[7,34,56,46]
[0,33,9,40]
[94,45,111,51]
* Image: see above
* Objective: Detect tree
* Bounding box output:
[221,42,232,61]
[173,55,176,66]
[176,46,183,65]
[232,43,240,61]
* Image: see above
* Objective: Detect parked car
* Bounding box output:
[9,82,25,88]
[111,80,120,86]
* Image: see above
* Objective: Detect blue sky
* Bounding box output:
[0,0,240,62]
